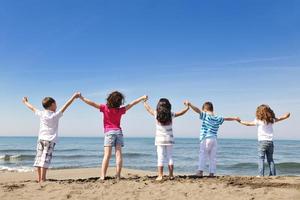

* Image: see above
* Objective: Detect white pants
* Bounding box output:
[198,138,217,174]
[157,145,174,167]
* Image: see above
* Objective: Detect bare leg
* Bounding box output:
[41,167,48,182]
[115,145,123,179]
[156,166,163,181]
[101,146,112,180]
[36,167,42,183]
[168,165,174,179]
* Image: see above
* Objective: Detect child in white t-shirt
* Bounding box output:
[22,92,80,183]
[143,98,189,181]
[238,104,290,176]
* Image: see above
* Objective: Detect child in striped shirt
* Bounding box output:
[143,98,189,181]
[186,101,240,177]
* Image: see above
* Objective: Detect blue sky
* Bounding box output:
[0,0,300,139]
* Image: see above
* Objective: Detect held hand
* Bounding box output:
[284,113,291,118]
[184,100,190,107]
[142,95,148,102]
[77,93,84,100]
[235,117,241,122]
[73,92,81,99]
[22,97,28,103]
[79,94,84,100]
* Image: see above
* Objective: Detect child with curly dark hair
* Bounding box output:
[238,104,290,176]
[79,91,147,180]
[143,98,189,181]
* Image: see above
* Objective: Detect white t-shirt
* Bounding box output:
[35,110,63,143]
[255,119,274,141]
[154,111,175,146]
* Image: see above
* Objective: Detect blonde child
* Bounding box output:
[79,91,147,180]
[186,101,240,177]
[143,98,189,181]
[238,104,290,176]
[22,92,80,183]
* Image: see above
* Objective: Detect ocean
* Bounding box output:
[0,137,299,176]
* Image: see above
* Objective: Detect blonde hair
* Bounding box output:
[256,104,276,124]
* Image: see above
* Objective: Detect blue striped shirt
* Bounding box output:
[199,112,224,141]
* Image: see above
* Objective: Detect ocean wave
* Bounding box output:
[56,149,84,152]
[0,149,35,153]
[228,162,300,169]
[0,154,35,161]
[0,148,84,153]
[123,152,152,158]
[0,166,34,172]
[55,155,99,159]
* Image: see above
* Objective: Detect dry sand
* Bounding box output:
[0,168,299,200]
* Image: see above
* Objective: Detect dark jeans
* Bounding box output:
[258,141,276,176]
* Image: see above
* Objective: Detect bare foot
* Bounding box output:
[99,177,105,182]
[115,175,121,181]
[196,171,203,177]
[169,176,175,180]
[156,176,163,181]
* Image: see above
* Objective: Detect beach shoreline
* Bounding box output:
[0,167,299,200]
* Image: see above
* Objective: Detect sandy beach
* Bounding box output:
[0,168,299,200]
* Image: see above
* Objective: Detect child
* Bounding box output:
[22,92,80,183]
[186,101,240,177]
[79,91,147,180]
[238,104,290,177]
[143,98,189,181]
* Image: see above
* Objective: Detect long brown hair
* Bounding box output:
[156,98,172,125]
[106,91,125,108]
[256,104,276,124]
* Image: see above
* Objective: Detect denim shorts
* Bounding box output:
[104,130,124,147]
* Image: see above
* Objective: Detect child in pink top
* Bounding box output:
[99,104,126,133]
[79,91,147,180]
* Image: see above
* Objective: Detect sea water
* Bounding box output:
[0,137,299,176]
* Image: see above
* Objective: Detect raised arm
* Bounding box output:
[186,101,201,114]
[275,113,290,123]
[79,94,100,109]
[238,120,256,126]
[143,100,155,116]
[60,92,81,113]
[22,97,37,112]
[224,117,240,122]
[125,95,148,111]
[174,101,189,117]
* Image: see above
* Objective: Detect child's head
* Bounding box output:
[202,102,214,112]
[42,97,57,111]
[106,91,125,108]
[156,98,172,125]
[256,104,276,124]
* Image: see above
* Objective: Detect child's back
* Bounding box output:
[22,93,79,183]
[36,109,63,143]
[187,100,240,177]
[154,111,175,146]
[200,112,224,141]
[100,104,126,133]
[238,104,290,176]
[79,91,147,180]
[255,119,274,141]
